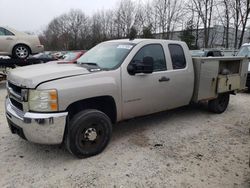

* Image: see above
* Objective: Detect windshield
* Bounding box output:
[77,42,135,69]
[237,46,250,57]
[64,52,78,61]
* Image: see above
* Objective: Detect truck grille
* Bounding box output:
[9,98,23,111]
[7,82,25,111]
[8,81,22,95]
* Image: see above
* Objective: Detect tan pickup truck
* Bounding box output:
[5,39,249,158]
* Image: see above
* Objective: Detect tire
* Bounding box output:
[66,109,112,158]
[208,93,230,114]
[13,45,30,59]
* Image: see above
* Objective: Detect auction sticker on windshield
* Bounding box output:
[117,45,133,50]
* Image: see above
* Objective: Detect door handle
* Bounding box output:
[159,76,170,82]
[6,37,13,40]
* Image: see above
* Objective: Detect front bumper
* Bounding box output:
[5,98,68,144]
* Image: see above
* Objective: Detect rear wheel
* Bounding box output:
[13,45,30,59]
[66,109,112,158]
[208,93,230,114]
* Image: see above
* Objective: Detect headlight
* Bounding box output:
[28,89,58,112]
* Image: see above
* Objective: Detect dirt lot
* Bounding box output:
[0,81,249,188]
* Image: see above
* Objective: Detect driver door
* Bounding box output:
[121,43,170,119]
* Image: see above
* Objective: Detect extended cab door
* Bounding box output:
[0,27,16,55]
[121,41,194,120]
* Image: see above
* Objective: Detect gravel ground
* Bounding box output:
[0,81,249,188]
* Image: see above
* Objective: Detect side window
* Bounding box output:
[5,29,14,36]
[169,44,186,69]
[132,44,167,72]
[0,28,5,36]
[0,27,14,36]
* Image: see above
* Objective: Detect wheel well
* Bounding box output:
[12,43,31,55]
[66,96,117,124]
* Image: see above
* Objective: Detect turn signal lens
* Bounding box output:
[50,90,57,100]
[50,102,58,111]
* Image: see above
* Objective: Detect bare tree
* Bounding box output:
[238,0,250,48]
[215,0,232,48]
[154,0,184,39]
[40,0,250,51]
[192,0,214,48]
[114,0,137,38]
[223,0,230,48]
[67,10,88,49]
[134,1,157,36]
[41,9,89,50]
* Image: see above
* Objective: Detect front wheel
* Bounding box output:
[208,93,230,114]
[66,109,112,158]
[13,45,30,59]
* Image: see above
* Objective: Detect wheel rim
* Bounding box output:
[76,121,106,152]
[15,46,28,58]
[84,128,98,141]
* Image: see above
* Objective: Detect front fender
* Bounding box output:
[37,70,122,121]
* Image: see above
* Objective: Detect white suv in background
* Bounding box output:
[0,26,44,59]
[238,43,250,90]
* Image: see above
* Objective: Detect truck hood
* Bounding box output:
[7,63,91,88]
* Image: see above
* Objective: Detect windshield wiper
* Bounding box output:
[78,62,100,67]
[79,62,98,66]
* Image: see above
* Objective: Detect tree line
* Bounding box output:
[39,0,250,50]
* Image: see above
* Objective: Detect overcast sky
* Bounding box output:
[0,0,136,33]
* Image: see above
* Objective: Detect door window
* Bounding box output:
[131,44,167,72]
[0,28,5,36]
[0,27,14,36]
[169,44,186,69]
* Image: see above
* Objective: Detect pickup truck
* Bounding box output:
[5,39,249,158]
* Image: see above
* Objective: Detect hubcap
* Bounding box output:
[16,46,28,58]
[84,128,97,141]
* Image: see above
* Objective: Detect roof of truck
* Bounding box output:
[242,43,250,46]
[105,38,183,44]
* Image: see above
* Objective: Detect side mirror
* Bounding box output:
[127,56,154,75]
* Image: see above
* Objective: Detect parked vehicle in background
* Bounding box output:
[61,51,86,63]
[237,43,250,91]
[53,51,67,59]
[0,26,44,59]
[0,56,10,59]
[191,49,223,57]
[47,51,86,64]
[221,49,238,56]
[27,52,58,63]
[5,39,248,158]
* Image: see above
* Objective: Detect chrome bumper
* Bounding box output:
[5,98,68,144]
